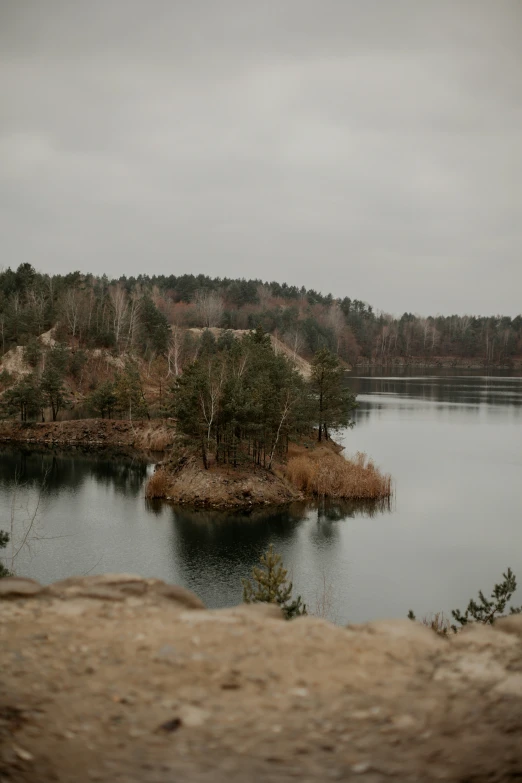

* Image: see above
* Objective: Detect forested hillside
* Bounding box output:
[0,264,520,368]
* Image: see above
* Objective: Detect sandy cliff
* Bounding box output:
[1,574,521,782]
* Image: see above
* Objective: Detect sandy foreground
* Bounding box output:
[1,574,522,783]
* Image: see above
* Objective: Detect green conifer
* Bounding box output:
[242,544,307,620]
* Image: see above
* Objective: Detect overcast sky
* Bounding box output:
[1,1,521,316]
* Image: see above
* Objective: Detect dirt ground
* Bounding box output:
[1,574,522,783]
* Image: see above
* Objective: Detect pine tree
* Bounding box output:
[40,365,67,421]
[39,343,71,421]
[242,544,307,619]
[3,374,43,421]
[114,361,149,420]
[310,348,357,441]
[409,568,522,633]
[23,337,42,368]
[451,568,522,630]
[88,380,117,419]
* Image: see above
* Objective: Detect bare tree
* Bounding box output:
[167,324,184,377]
[312,569,338,622]
[109,284,129,348]
[62,288,82,339]
[127,290,142,349]
[200,359,226,452]
[8,467,51,574]
[194,290,224,328]
[256,284,272,308]
[283,329,304,361]
[26,289,47,335]
[326,304,345,354]
[267,390,295,470]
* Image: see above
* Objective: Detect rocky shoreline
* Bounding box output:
[0,419,175,455]
[147,459,303,509]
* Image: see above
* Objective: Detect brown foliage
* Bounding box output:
[133,424,174,452]
[145,469,170,499]
[285,445,392,500]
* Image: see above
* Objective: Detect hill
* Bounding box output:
[0,265,520,377]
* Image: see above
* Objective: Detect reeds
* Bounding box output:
[285,447,392,500]
[134,424,174,452]
[145,468,170,499]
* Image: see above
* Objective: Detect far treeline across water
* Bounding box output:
[0,265,521,368]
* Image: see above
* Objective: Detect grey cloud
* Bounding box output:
[1,0,521,315]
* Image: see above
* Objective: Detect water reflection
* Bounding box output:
[1,369,520,625]
[0,447,149,498]
[348,372,522,411]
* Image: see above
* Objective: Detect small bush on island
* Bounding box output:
[242,544,307,620]
[409,568,522,635]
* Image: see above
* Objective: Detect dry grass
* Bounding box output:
[133,423,174,452]
[419,612,452,637]
[145,468,171,499]
[284,444,392,500]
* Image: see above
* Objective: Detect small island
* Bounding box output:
[145,327,391,508]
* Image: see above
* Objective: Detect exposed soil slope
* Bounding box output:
[1,574,522,782]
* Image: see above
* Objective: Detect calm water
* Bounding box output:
[1,370,520,624]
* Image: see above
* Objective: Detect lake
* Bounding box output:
[1,369,521,624]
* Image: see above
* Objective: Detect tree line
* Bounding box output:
[0,265,521,369]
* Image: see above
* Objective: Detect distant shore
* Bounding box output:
[355,356,522,370]
[0,419,175,457]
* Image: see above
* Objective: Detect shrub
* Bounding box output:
[285,447,391,500]
[407,611,451,638]
[409,568,522,634]
[242,544,307,620]
[145,468,170,499]
[450,568,521,630]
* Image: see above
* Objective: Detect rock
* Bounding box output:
[0,577,43,598]
[148,581,205,609]
[178,705,210,727]
[352,761,371,774]
[289,687,309,698]
[495,614,522,638]
[13,745,34,762]
[156,718,182,733]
